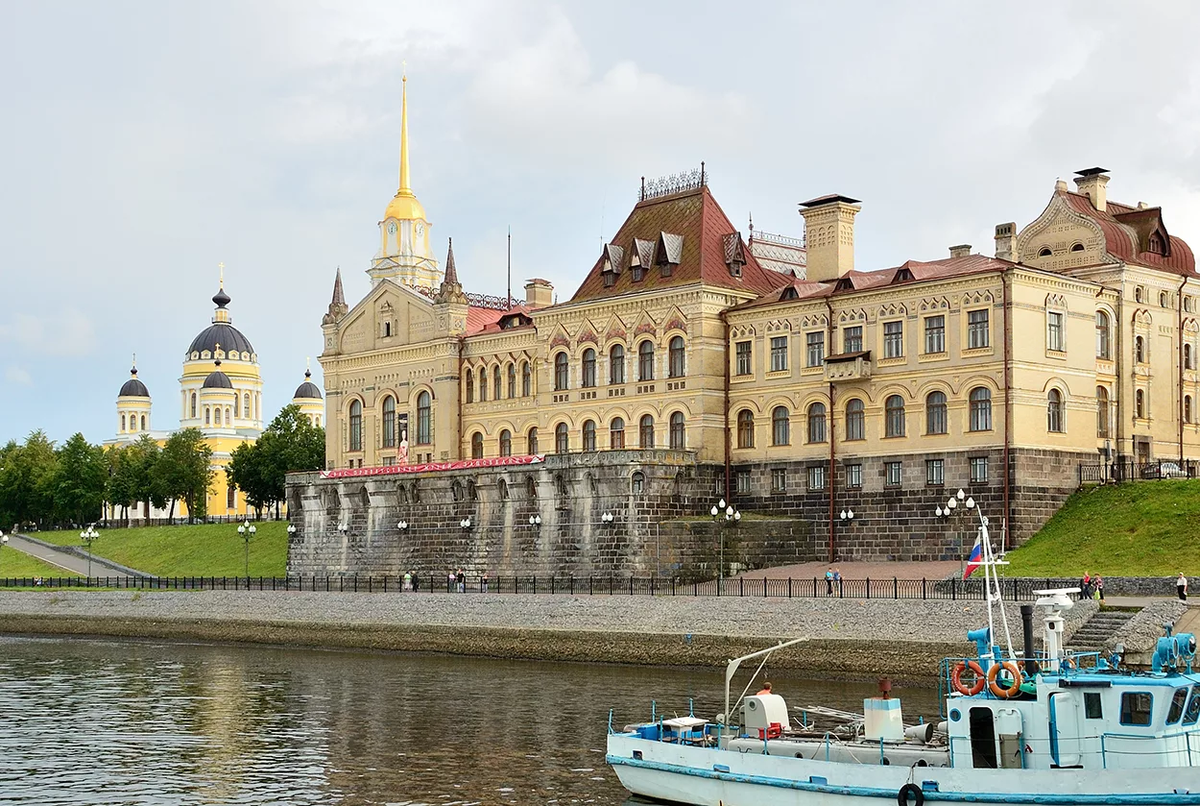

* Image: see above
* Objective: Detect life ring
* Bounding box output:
[987,660,1023,698]
[898,783,924,806]
[951,660,986,695]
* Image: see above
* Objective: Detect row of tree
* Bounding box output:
[0,406,324,529]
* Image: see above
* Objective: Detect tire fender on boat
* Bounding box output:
[898,782,924,806]
[986,660,1023,699]
[951,660,985,695]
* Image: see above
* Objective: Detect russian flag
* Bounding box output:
[963,533,984,580]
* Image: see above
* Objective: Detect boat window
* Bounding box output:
[1084,692,1103,720]
[969,707,998,769]
[1184,687,1200,726]
[1168,688,1189,724]
[1119,692,1153,726]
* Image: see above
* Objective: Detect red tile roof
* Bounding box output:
[1060,190,1195,275]
[568,186,791,303]
[467,304,532,336]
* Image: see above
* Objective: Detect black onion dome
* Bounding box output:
[294,369,322,400]
[187,323,255,357]
[202,360,233,389]
[212,287,231,307]
[119,371,150,398]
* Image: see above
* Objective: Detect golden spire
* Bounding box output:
[398,70,411,194]
[218,261,225,289]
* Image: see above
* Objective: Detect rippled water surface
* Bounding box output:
[0,636,939,805]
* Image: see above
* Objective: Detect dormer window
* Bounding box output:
[655,232,683,278]
[601,244,624,289]
[383,321,392,337]
[781,287,799,301]
[1038,247,1052,258]
[722,233,746,279]
[632,265,645,282]
[603,271,615,287]
[1071,242,1085,252]
[1149,233,1165,255]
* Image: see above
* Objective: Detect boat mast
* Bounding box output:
[722,637,808,746]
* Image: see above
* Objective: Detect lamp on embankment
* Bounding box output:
[80,525,100,579]
[237,520,256,577]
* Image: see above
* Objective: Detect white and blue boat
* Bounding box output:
[607,508,1200,805]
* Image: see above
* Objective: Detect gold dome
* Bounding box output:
[383,189,426,222]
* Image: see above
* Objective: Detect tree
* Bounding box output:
[51,433,107,526]
[105,445,137,524]
[0,431,58,529]
[227,441,271,518]
[226,405,325,517]
[156,428,213,522]
[127,434,166,517]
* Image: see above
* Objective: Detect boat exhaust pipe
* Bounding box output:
[1021,604,1037,676]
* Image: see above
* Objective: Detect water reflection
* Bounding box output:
[0,636,939,805]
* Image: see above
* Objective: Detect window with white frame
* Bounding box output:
[1047,389,1065,432]
[771,468,786,493]
[846,463,863,489]
[735,341,752,376]
[807,465,827,490]
[883,320,903,358]
[736,470,751,494]
[806,332,825,367]
[967,309,990,349]
[926,458,945,486]
[924,315,946,354]
[843,325,863,354]
[1047,310,1065,352]
[970,456,989,483]
[885,461,902,487]
[770,336,788,372]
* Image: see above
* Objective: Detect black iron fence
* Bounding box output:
[0,574,1043,600]
[1079,459,1199,485]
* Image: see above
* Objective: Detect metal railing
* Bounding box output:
[1079,459,1199,485]
[0,574,1042,600]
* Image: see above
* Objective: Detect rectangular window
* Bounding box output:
[807,465,827,490]
[926,458,944,486]
[1120,692,1153,726]
[736,470,751,494]
[1047,311,1065,352]
[883,321,903,358]
[806,332,825,367]
[771,468,786,493]
[770,336,788,372]
[1084,692,1103,720]
[735,341,752,376]
[843,325,863,354]
[924,315,945,354]
[970,456,989,484]
[846,463,863,489]
[885,461,902,487]
[967,309,990,349]
[382,456,396,467]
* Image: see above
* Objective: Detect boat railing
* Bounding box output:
[945,730,1200,769]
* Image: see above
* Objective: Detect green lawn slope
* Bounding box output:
[1,548,81,579]
[1000,480,1200,578]
[35,522,288,577]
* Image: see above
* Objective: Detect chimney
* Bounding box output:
[949,244,972,258]
[798,194,861,282]
[1074,167,1110,212]
[994,223,1017,262]
[524,278,553,309]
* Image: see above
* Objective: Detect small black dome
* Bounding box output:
[212,287,231,307]
[202,369,233,389]
[119,377,149,397]
[294,368,322,399]
[188,323,255,357]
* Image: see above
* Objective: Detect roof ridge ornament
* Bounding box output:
[639,162,707,202]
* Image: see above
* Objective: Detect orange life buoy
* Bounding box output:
[987,660,1023,698]
[951,660,986,695]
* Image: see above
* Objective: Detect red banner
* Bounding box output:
[320,454,545,479]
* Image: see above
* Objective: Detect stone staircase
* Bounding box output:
[1067,608,1138,653]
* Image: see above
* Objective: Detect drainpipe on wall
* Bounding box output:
[456,336,465,461]
[721,308,731,499]
[825,296,837,563]
[1116,278,1125,464]
[1001,270,1012,551]
[1179,277,1188,465]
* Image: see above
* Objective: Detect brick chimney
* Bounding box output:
[949,244,972,258]
[994,223,1017,262]
[1074,167,1110,212]
[524,278,553,309]
[798,194,861,282]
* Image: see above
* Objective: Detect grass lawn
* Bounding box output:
[34,522,288,577]
[1,548,81,579]
[1000,480,1200,578]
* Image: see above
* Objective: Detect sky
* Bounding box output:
[3,0,1200,446]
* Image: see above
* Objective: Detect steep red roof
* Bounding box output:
[569,186,791,303]
[1061,191,1195,275]
[467,304,532,336]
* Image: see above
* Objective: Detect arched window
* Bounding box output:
[639,414,655,448]
[1187,395,1193,425]
[1038,247,1052,257]
[1096,311,1111,359]
[845,399,865,440]
[227,485,236,510]
[493,369,502,401]
[507,363,516,398]
[382,395,396,448]
[1160,291,1170,308]
[190,393,197,419]
[121,414,127,432]
[1071,242,1085,252]
[807,402,827,443]
[583,419,597,451]
[471,432,484,459]
[1135,335,1145,364]
[631,471,645,494]
[1187,343,1194,371]
[349,400,362,450]
[885,395,905,438]
[521,361,532,397]
[669,336,685,378]
[610,417,625,449]
[1047,389,1065,433]
[582,348,596,388]
[499,429,512,457]
[772,406,790,446]
[140,414,146,431]
[669,412,685,450]
[1097,387,1110,436]
[554,352,569,391]
[555,422,569,454]
[244,393,251,419]
[1135,389,1146,419]
[969,387,993,431]
[205,407,211,426]
[925,391,947,435]
[234,395,240,418]
[638,341,655,381]
[527,427,539,455]
[526,477,537,500]
[478,367,487,402]
[214,407,221,426]
[416,391,432,444]
[225,407,231,426]
[609,345,626,384]
[737,409,755,448]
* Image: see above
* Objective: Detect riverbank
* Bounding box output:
[0,590,1096,680]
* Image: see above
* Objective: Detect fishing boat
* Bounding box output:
[606,505,1200,805]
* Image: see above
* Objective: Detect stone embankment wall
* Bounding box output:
[0,591,1099,680]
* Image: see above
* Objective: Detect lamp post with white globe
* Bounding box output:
[237,520,256,577]
[709,499,740,595]
[80,525,100,580]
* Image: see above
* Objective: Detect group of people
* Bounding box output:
[823,567,842,595]
[445,569,488,593]
[1079,572,1105,601]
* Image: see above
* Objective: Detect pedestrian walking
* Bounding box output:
[456,568,466,593]
[402,571,412,592]
[825,568,834,596]
[482,571,489,593]
[448,570,456,592]
[1178,573,1189,601]
[1094,575,1104,601]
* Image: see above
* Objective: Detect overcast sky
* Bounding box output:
[3,0,1200,446]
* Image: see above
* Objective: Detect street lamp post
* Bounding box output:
[710,499,740,595]
[80,525,99,579]
[0,532,7,575]
[236,520,257,577]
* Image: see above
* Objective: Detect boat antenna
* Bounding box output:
[507,226,512,307]
[976,507,1016,660]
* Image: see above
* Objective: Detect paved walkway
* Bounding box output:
[5,534,130,578]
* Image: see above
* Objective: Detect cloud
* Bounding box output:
[5,367,32,387]
[0,310,96,358]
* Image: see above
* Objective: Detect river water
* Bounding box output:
[0,636,939,805]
